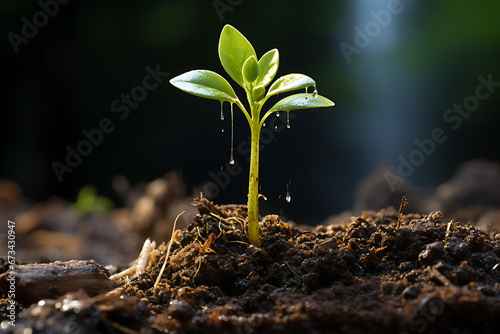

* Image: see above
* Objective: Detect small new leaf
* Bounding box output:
[256,49,279,88]
[252,86,266,101]
[170,70,238,102]
[243,55,259,84]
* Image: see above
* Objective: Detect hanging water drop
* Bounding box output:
[276,111,280,118]
[229,102,235,164]
[305,87,308,99]
[220,101,224,120]
[312,85,318,98]
[286,111,290,129]
[263,122,266,127]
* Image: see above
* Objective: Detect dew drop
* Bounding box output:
[312,85,318,98]
[220,101,224,120]
[230,102,235,164]
[286,111,290,129]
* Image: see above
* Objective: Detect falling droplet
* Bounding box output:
[263,122,266,127]
[276,111,280,118]
[230,102,235,164]
[286,182,292,202]
[220,101,224,120]
[221,128,224,133]
[312,85,318,98]
[286,111,290,129]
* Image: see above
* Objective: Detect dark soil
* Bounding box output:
[3,198,500,334]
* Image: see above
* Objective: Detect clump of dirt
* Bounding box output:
[5,199,500,333]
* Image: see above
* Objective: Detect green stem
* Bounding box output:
[247,99,260,246]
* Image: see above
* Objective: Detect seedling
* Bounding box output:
[170,25,334,246]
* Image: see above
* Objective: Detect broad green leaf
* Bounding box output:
[170,70,237,102]
[256,49,279,88]
[269,93,335,112]
[266,74,316,97]
[219,25,257,88]
[243,55,259,84]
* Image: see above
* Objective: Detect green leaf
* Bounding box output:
[269,93,335,112]
[267,74,316,97]
[219,25,257,88]
[256,49,279,88]
[170,70,238,102]
[243,55,259,84]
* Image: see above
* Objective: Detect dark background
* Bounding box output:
[2,0,500,224]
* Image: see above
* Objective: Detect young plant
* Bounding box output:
[170,25,334,246]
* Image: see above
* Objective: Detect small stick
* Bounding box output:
[285,261,302,278]
[397,196,407,229]
[153,211,186,293]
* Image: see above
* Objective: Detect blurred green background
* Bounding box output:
[2,0,500,224]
